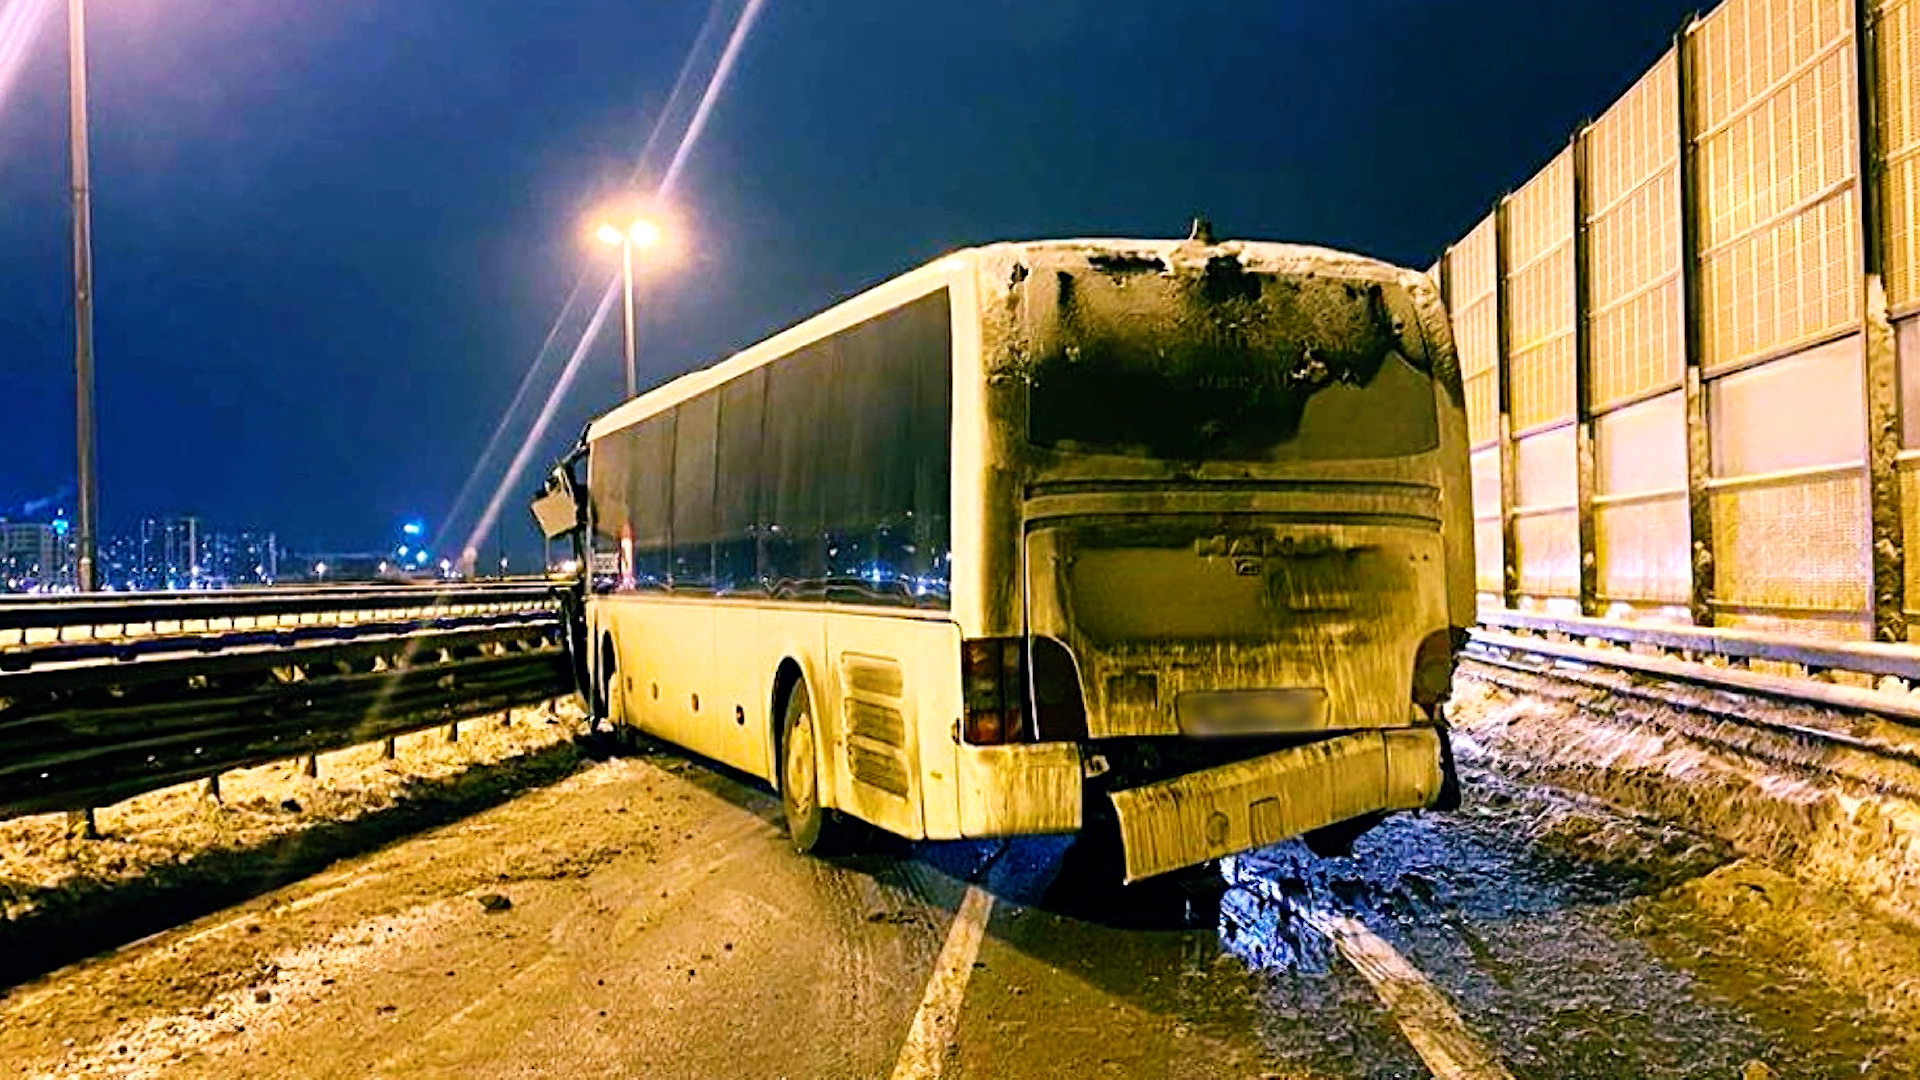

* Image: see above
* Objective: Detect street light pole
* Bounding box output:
[66,0,99,594]
[619,236,637,399]
[595,215,657,400]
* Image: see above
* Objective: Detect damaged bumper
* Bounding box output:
[1106,728,1446,883]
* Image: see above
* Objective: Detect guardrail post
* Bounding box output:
[445,720,459,743]
[1676,19,1717,628]
[65,808,98,840]
[383,736,397,760]
[204,772,222,803]
[303,754,319,779]
[1856,0,1907,643]
[1572,124,1600,617]
[1495,198,1521,610]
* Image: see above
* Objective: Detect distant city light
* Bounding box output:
[313,562,328,576]
[0,515,286,594]
[402,521,424,537]
[398,544,410,558]
[414,550,428,565]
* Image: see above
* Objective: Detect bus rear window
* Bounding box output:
[1024,266,1438,462]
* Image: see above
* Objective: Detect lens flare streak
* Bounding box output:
[462,281,619,567]
[0,0,56,118]
[455,0,770,564]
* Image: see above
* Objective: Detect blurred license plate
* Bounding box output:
[1176,689,1327,736]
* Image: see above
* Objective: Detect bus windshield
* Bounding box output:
[1024,261,1438,462]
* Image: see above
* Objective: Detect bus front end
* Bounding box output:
[972,236,1473,882]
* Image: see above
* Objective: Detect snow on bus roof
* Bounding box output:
[584,237,1427,441]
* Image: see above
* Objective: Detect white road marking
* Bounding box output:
[1305,912,1516,1080]
[889,885,994,1080]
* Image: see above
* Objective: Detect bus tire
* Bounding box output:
[595,636,617,727]
[605,667,629,747]
[779,675,854,855]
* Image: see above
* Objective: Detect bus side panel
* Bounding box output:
[1410,274,1477,630]
[603,597,716,751]
[823,616,963,841]
[600,598,661,740]
[644,601,721,762]
[702,605,776,781]
[1436,381,1477,630]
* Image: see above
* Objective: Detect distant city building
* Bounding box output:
[98,531,138,591]
[137,516,202,590]
[125,517,282,590]
[0,510,297,594]
[0,520,57,591]
[201,529,280,588]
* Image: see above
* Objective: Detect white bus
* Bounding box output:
[544,231,1474,882]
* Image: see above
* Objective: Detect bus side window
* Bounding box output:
[628,412,675,591]
[714,368,766,596]
[763,346,831,598]
[672,394,718,592]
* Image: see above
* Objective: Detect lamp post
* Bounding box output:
[594,217,660,399]
[67,0,99,593]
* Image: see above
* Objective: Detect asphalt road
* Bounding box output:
[0,744,1910,1079]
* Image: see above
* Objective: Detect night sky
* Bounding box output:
[0,0,1697,559]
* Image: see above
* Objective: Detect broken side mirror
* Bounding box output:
[529,463,584,541]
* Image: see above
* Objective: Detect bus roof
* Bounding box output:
[583,237,1427,443]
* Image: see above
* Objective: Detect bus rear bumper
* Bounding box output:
[1107,728,1446,883]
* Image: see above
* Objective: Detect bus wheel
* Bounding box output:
[780,676,852,855]
[605,668,628,747]
[596,637,617,729]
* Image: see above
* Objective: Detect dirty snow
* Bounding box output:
[0,700,584,982]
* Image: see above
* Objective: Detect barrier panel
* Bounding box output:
[1438,0,1911,641]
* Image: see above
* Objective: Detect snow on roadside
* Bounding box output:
[1451,668,1920,1039]
[41,899,464,1079]
[1449,671,1920,927]
[0,701,583,955]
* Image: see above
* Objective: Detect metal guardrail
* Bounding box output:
[1475,609,1920,681]
[0,579,556,629]
[0,581,558,671]
[42,588,1919,823]
[1469,609,1920,723]
[0,582,575,823]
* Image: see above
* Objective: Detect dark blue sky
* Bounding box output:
[0,0,1694,556]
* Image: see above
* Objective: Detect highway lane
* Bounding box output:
[1,743,1912,1079]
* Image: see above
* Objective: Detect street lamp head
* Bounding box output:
[592,210,663,250]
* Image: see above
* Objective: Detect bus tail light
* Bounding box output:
[1411,626,1470,717]
[962,638,1028,745]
